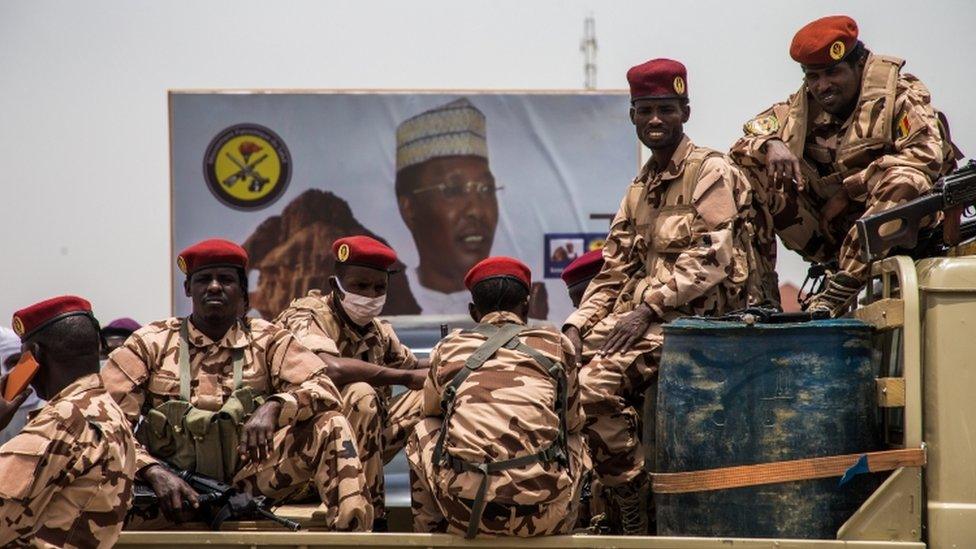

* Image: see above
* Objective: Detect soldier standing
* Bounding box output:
[0,296,136,547]
[275,235,426,530]
[407,257,585,537]
[563,58,755,534]
[730,15,957,315]
[100,239,373,531]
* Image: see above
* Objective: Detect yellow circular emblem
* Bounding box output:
[177,256,188,273]
[673,76,686,95]
[337,244,350,262]
[12,316,24,337]
[204,124,291,210]
[829,41,846,61]
[744,115,780,137]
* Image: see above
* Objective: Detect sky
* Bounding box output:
[1,0,973,324]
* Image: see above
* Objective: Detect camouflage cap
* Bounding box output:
[396,98,488,172]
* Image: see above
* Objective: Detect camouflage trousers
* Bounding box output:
[341,383,424,519]
[406,417,584,537]
[129,409,373,532]
[744,163,935,287]
[580,313,662,488]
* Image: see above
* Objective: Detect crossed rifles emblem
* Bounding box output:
[222,141,271,193]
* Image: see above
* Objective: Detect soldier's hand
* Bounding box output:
[601,304,655,356]
[765,139,805,191]
[820,188,851,244]
[142,464,199,522]
[240,400,282,464]
[562,325,583,367]
[0,374,31,432]
[403,369,427,390]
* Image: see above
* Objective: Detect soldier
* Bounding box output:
[407,256,585,537]
[730,15,956,315]
[0,296,136,547]
[563,58,755,534]
[100,238,373,531]
[561,249,605,308]
[275,235,426,530]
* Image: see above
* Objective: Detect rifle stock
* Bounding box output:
[857,160,976,263]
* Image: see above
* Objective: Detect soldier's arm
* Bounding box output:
[100,335,158,473]
[564,188,639,334]
[558,333,584,433]
[0,408,84,542]
[842,77,946,202]
[729,101,791,168]
[421,342,445,417]
[266,328,344,426]
[642,159,745,317]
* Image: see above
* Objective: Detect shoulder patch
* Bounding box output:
[744,115,780,137]
[896,112,911,139]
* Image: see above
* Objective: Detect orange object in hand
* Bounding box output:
[4,351,39,401]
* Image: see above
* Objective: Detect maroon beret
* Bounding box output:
[12,295,94,340]
[102,317,141,336]
[627,58,688,101]
[464,256,531,291]
[333,235,397,271]
[790,15,859,66]
[561,249,604,288]
[178,239,248,275]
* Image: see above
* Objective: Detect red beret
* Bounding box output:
[790,15,859,66]
[178,238,248,275]
[12,295,94,340]
[627,58,688,101]
[333,236,397,271]
[464,256,531,291]
[561,249,604,288]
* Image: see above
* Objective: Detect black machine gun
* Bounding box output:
[131,463,301,531]
[857,160,976,263]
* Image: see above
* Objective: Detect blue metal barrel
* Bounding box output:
[654,318,882,538]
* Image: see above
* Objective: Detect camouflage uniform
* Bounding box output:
[565,136,753,488]
[0,373,136,548]
[100,316,373,531]
[730,54,955,290]
[407,311,585,537]
[275,289,424,518]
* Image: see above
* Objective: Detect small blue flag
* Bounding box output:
[839,454,870,487]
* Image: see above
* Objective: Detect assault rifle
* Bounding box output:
[857,160,976,263]
[131,463,301,531]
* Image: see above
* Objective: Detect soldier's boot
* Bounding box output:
[607,475,649,535]
[803,270,862,318]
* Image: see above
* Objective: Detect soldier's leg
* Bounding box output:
[340,382,385,521]
[232,409,373,532]
[809,168,934,315]
[381,388,424,464]
[741,164,783,308]
[405,417,448,533]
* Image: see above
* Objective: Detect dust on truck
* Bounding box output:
[118,167,976,548]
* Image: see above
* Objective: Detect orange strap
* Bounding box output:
[652,447,926,494]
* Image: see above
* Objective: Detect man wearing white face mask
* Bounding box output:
[275,235,426,530]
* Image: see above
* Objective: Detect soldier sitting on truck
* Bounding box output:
[730,15,957,316]
[100,238,373,531]
[407,256,586,538]
[0,296,136,548]
[275,235,427,531]
[563,57,758,534]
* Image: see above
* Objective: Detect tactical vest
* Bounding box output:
[781,54,956,186]
[432,323,569,539]
[138,319,264,482]
[629,148,756,317]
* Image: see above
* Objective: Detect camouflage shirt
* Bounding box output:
[100,316,342,471]
[0,373,136,548]
[423,311,583,504]
[566,136,753,335]
[275,289,418,402]
[730,54,950,203]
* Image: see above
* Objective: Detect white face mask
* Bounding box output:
[333,277,386,326]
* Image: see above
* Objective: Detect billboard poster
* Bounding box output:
[170,91,638,324]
